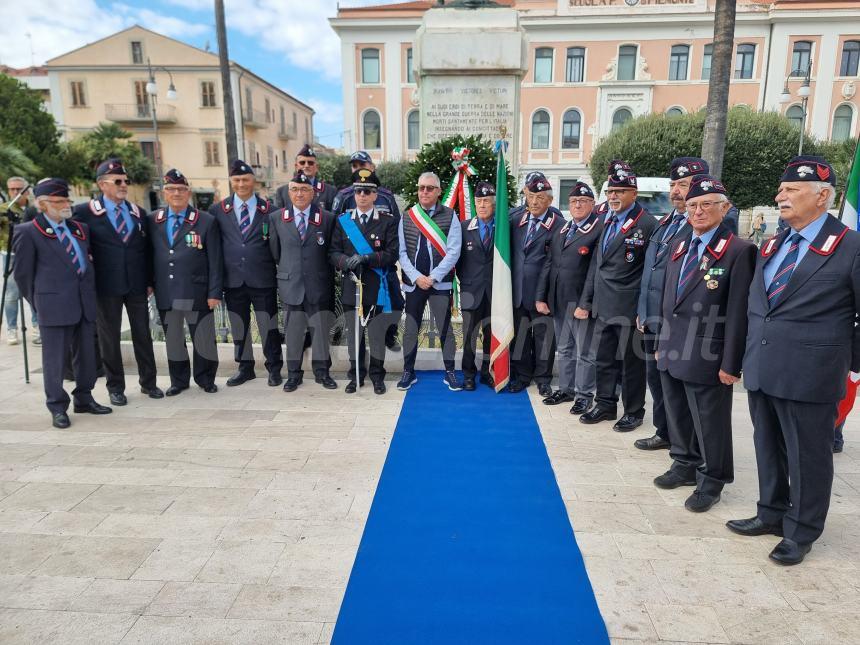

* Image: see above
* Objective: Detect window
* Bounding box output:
[280,106,286,132]
[611,107,633,132]
[363,110,381,149]
[265,98,272,123]
[531,110,550,149]
[669,45,689,81]
[204,141,220,166]
[407,110,419,150]
[841,40,860,76]
[362,48,380,84]
[734,44,755,79]
[282,150,287,168]
[133,81,148,117]
[292,111,297,132]
[267,146,274,172]
[406,47,415,83]
[565,47,585,83]
[561,109,581,149]
[140,141,156,162]
[666,107,684,117]
[305,117,310,141]
[617,45,637,81]
[201,81,216,107]
[245,87,253,113]
[791,41,812,76]
[559,179,578,206]
[832,105,853,141]
[786,105,804,128]
[131,41,143,65]
[248,141,256,165]
[534,48,553,83]
[702,43,713,80]
[70,81,86,107]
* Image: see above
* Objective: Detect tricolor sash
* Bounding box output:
[338,213,392,313]
[406,204,448,257]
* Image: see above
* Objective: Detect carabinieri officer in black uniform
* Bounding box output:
[210,159,283,387]
[13,178,111,428]
[273,144,337,213]
[148,169,223,396]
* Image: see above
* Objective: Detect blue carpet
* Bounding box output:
[332,371,609,645]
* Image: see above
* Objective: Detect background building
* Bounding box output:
[45,26,314,208]
[331,0,860,194]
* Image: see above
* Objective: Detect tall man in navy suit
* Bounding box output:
[13,178,112,428]
[728,156,860,565]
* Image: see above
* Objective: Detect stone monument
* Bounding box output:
[414,0,527,169]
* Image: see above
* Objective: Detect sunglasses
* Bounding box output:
[417,185,439,192]
[355,188,376,196]
[113,179,131,186]
[296,160,316,166]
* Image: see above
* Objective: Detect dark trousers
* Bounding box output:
[41,320,96,415]
[512,306,555,386]
[644,327,669,440]
[224,286,282,376]
[158,308,218,388]
[284,302,332,379]
[402,288,455,372]
[96,293,157,393]
[748,390,836,544]
[661,370,733,496]
[593,318,646,417]
[461,295,491,379]
[345,305,400,383]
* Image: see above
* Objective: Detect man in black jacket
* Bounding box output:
[273,144,337,212]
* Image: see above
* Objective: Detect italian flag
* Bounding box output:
[489,141,513,392]
[841,140,860,230]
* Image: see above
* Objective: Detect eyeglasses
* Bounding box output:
[606,189,633,197]
[689,201,723,211]
[296,160,316,166]
[113,179,131,186]
[288,186,313,194]
[417,185,439,192]
[569,198,593,206]
[164,186,189,194]
[355,188,376,196]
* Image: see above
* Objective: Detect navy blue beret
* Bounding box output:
[229,159,254,177]
[781,155,836,186]
[475,181,495,197]
[96,158,126,177]
[33,177,69,198]
[670,157,709,181]
[163,169,188,186]
[684,174,727,201]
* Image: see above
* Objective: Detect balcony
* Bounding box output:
[244,108,268,129]
[105,103,177,125]
[278,124,297,141]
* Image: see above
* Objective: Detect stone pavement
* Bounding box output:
[0,340,857,644]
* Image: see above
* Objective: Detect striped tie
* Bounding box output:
[766,233,803,305]
[114,207,131,244]
[296,211,306,242]
[524,217,539,249]
[56,224,85,275]
[169,214,182,246]
[676,237,701,297]
[482,224,492,250]
[564,222,578,248]
[657,213,685,259]
[602,215,619,252]
[239,202,251,238]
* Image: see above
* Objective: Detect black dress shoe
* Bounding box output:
[202,383,218,394]
[479,373,495,388]
[537,383,553,397]
[613,415,643,432]
[833,443,843,453]
[769,538,811,566]
[569,398,592,415]
[579,407,617,424]
[315,375,338,390]
[634,434,670,450]
[463,378,476,391]
[109,392,127,406]
[267,373,283,387]
[282,377,303,392]
[73,402,112,415]
[543,390,576,406]
[52,412,70,429]
[344,379,365,394]
[165,385,188,397]
[653,470,696,489]
[373,381,386,395]
[508,381,528,393]
[140,386,164,399]
[725,516,783,537]
[226,371,256,387]
[685,490,721,513]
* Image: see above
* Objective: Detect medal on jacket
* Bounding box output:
[262,222,269,241]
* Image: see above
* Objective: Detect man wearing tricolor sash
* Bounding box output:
[397,172,462,391]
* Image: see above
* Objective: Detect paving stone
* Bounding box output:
[0,608,137,644]
[121,615,323,644]
[33,535,160,579]
[70,578,164,614]
[145,581,242,618]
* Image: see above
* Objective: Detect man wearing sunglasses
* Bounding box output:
[273,144,337,212]
[73,159,162,406]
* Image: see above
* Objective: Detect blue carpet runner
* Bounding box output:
[332,371,608,645]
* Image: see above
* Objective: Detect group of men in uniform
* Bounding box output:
[8,141,857,566]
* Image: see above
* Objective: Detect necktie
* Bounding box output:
[767,233,803,305]
[564,222,578,247]
[676,237,702,297]
[239,202,251,238]
[168,213,183,246]
[524,217,539,249]
[56,224,85,275]
[603,214,619,252]
[482,223,492,250]
[416,238,432,276]
[113,205,130,243]
[296,211,306,242]
[657,213,685,259]
[360,212,368,227]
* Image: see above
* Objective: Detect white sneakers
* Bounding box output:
[6,329,18,345]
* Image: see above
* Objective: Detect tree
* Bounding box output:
[700,0,737,178]
[316,153,352,190]
[0,142,38,184]
[0,74,65,178]
[66,122,156,186]
[376,160,411,196]
[404,135,516,207]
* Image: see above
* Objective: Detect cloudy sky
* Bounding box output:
[0,0,400,147]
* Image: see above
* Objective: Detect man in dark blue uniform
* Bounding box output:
[148,169,223,396]
[13,178,111,428]
[729,156,860,565]
[210,160,282,387]
[273,144,337,212]
[73,159,162,406]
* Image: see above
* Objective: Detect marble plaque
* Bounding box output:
[421,75,517,144]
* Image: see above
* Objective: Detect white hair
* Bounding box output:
[811,181,837,210]
[6,176,27,186]
[418,171,441,188]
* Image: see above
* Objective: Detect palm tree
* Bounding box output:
[0,142,38,186]
[701,0,737,179]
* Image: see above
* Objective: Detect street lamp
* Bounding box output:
[778,58,812,154]
[146,58,178,191]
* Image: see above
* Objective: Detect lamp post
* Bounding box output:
[146,58,178,191]
[778,58,812,155]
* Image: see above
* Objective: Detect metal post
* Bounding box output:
[214,0,239,164]
[147,59,163,188]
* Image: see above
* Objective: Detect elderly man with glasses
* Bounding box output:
[274,144,337,212]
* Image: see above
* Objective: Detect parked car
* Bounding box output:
[598,177,672,220]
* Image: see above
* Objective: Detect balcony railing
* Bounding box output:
[244,108,268,128]
[105,103,177,125]
[278,124,297,140]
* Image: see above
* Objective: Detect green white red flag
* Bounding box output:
[840,139,860,230]
[489,139,513,392]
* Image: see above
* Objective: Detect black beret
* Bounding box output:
[349,150,372,164]
[229,159,255,177]
[297,144,316,158]
[526,173,551,193]
[669,157,709,181]
[163,169,188,186]
[352,168,380,189]
[607,161,637,189]
[568,181,594,199]
[96,158,126,177]
[475,181,495,197]
[290,171,313,185]
[684,174,727,201]
[33,177,69,198]
[781,155,836,186]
